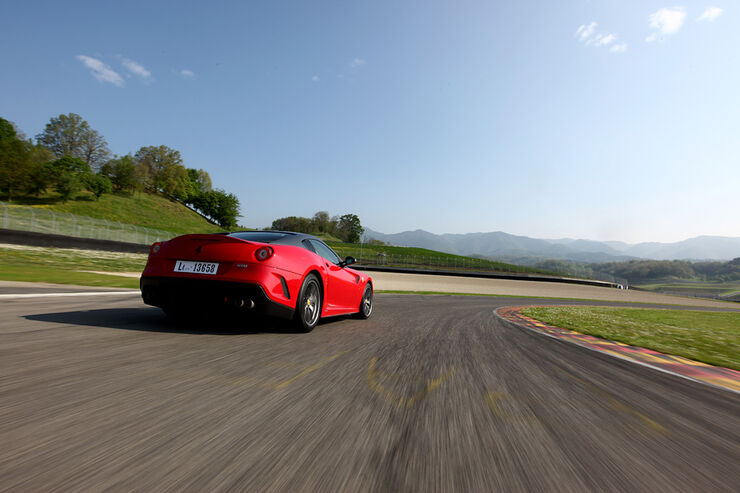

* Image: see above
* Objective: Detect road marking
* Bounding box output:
[406,369,456,407]
[0,291,140,299]
[367,357,455,408]
[563,370,667,434]
[273,351,349,390]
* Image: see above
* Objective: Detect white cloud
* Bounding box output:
[312,75,319,82]
[594,33,616,46]
[576,22,598,41]
[121,58,151,80]
[648,7,686,35]
[698,7,723,21]
[349,57,366,69]
[179,69,195,79]
[610,43,628,53]
[76,55,125,87]
[575,22,598,41]
[645,32,659,42]
[576,22,621,53]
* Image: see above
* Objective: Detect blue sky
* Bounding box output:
[1,1,737,243]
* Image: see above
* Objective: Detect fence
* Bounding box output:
[1,203,176,245]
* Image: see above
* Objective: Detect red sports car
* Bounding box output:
[140,231,373,331]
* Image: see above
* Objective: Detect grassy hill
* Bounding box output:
[10,191,223,235]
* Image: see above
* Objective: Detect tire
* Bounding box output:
[294,274,322,332]
[356,283,373,319]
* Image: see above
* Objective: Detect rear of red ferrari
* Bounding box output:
[140,234,307,319]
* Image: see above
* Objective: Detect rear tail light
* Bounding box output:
[255,246,274,261]
[150,242,162,255]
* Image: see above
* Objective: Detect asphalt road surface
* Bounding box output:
[1,290,739,492]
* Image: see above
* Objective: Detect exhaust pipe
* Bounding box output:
[230,297,255,310]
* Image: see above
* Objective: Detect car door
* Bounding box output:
[308,240,359,313]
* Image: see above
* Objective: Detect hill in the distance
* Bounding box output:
[363,228,740,262]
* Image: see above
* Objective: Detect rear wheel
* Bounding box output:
[357,283,373,319]
[294,274,322,332]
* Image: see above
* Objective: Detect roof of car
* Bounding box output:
[226,230,320,246]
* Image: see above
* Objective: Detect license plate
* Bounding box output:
[174,260,219,275]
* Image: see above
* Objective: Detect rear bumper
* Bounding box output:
[140,276,295,320]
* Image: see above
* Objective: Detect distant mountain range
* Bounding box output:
[361,228,740,263]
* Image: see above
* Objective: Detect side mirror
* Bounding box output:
[339,256,356,268]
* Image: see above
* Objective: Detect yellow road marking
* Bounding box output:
[367,357,405,406]
[274,351,349,390]
[406,369,456,408]
[367,357,455,408]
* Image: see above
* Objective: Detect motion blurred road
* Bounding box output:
[1,286,739,492]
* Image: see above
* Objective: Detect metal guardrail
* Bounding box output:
[0,202,176,245]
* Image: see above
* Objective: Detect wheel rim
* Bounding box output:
[362,287,373,316]
[303,282,320,326]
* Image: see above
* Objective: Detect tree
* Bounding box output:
[312,211,331,233]
[56,172,83,202]
[190,189,241,228]
[0,117,17,141]
[211,190,240,229]
[48,156,91,177]
[187,168,212,194]
[134,145,188,197]
[0,137,33,201]
[26,162,55,197]
[336,214,363,243]
[271,216,313,233]
[101,155,137,193]
[84,174,113,200]
[36,113,111,169]
[24,145,56,196]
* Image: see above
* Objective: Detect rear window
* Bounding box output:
[228,231,292,243]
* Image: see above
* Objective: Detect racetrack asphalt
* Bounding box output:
[1,289,739,492]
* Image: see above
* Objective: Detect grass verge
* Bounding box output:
[0,262,139,289]
[0,244,144,289]
[521,306,740,371]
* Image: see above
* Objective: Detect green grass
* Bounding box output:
[637,281,740,299]
[0,263,140,289]
[0,244,145,289]
[328,241,557,276]
[8,191,223,235]
[521,306,740,370]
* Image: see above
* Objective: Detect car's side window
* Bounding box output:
[302,239,316,253]
[309,240,341,264]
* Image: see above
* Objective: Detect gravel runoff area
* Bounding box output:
[370,271,737,309]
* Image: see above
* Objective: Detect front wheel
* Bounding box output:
[294,274,322,332]
[356,283,373,319]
